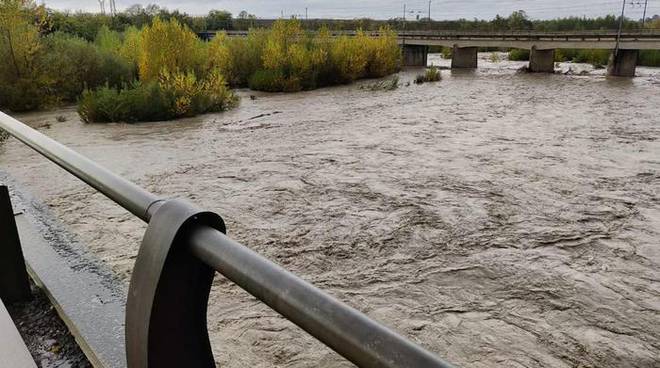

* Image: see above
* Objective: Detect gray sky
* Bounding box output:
[43,0,660,20]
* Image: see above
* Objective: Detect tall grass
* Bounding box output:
[508,49,530,61]
[415,66,441,84]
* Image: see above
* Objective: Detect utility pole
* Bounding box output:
[641,0,649,28]
[614,0,627,56]
[428,0,431,21]
[402,4,406,45]
[305,7,308,21]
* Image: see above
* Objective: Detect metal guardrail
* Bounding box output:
[0,110,454,368]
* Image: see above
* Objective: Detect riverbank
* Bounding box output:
[1,60,659,367]
[0,2,401,120]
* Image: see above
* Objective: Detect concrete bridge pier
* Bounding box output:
[402,45,428,66]
[528,47,555,73]
[451,46,478,69]
[607,49,638,77]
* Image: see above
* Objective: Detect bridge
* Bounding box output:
[396,30,660,76]
[201,29,660,77]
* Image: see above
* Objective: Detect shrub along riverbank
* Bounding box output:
[0,0,401,122]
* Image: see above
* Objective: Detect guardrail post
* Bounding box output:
[126,199,225,368]
[0,185,32,303]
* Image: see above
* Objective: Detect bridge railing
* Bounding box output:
[218,29,660,38]
[0,110,454,368]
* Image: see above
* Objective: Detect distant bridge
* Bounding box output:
[200,29,660,77]
[396,30,660,76]
[395,30,660,50]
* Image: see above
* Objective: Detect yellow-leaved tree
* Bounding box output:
[365,27,401,78]
[206,32,232,82]
[330,31,369,83]
[119,26,142,66]
[256,20,328,91]
[0,0,50,110]
[138,17,203,81]
[0,0,43,80]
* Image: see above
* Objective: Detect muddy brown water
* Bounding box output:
[1,54,659,367]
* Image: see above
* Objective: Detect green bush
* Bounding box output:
[41,32,135,102]
[0,78,49,112]
[95,25,122,54]
[78,82,170,123]
[508,49,530,61]
[248,69,286,92]
[414,67,441,84]
[639,50,660,67]
[574,49,610,65]
[555,49,610,66]
[78,69,237,123]
[425,66,441,81]
[440,47,452,59]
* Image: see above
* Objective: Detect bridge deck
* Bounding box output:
[396,30,660,50]
[216,30,660,50]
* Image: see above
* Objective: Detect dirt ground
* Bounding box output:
[1,56,659,367]
[7,282,91,368]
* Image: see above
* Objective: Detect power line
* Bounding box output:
[83,0,660,20]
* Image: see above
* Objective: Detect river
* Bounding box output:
[1,53,659,367]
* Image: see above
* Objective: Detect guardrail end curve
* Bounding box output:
[126,199,225,368]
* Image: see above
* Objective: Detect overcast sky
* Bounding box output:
[42,0,660,20]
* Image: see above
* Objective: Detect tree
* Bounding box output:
[207,10,232,30]
[0,0,51,110]
[507,10,533,30]
[648,16,660,29]
[234,10,256,30]
[0,0,45,80]
[138,17,202,81]
[119,25,141,65]
[95,24,121,53]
